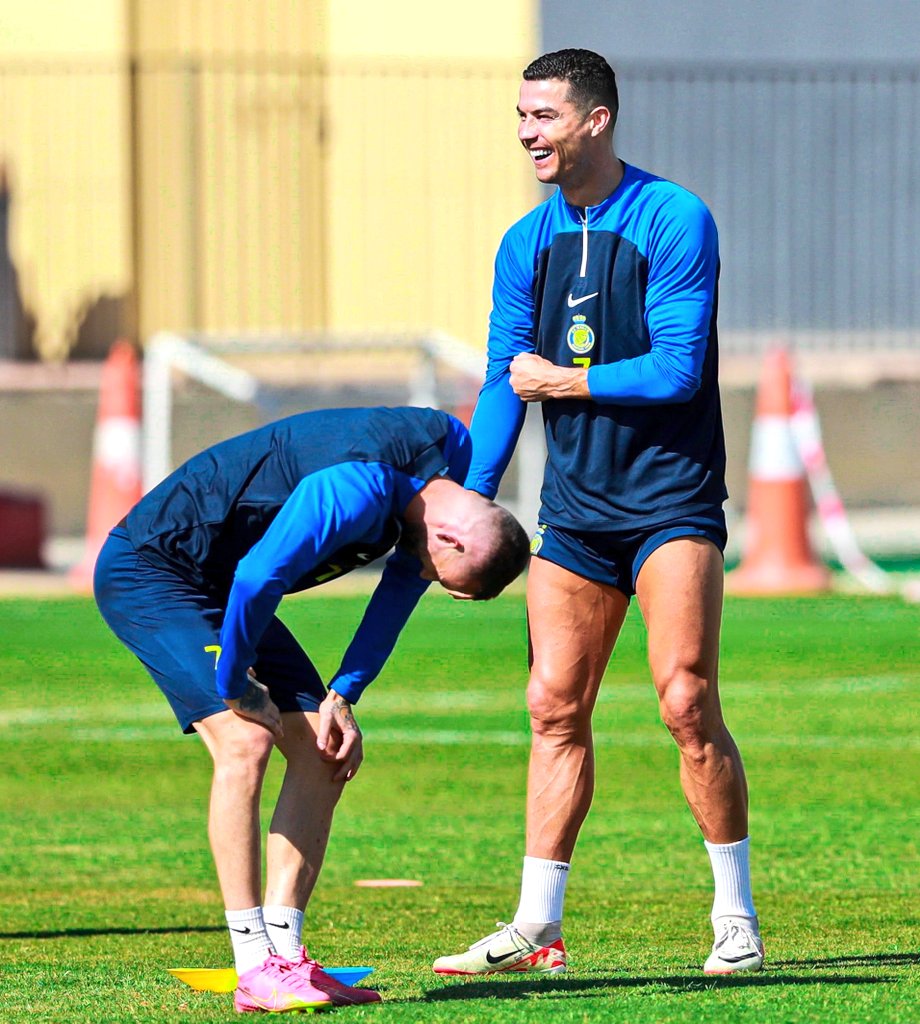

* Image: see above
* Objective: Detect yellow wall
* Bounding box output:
[327,1,534,59]
[323,2,538,344]
[131,0,325,57]
[0,1,131,357]
[323,60,537,343]
[0,1,125,56]
[0,1,539,355]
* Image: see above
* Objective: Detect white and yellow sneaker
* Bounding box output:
[432,922,567,977]
[703,918,765,975]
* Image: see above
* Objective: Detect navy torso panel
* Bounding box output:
[126,406,454,589]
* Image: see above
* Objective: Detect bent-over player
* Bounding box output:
[95,406,529,1012]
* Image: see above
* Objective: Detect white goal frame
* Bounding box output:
[142,330,546,531]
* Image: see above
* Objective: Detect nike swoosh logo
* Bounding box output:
[265,921,290,929]
[229,926,251,934]
[567,291,599,308]
[250,989,281,1011]
[485,948,522,965]
[719,951,761,963]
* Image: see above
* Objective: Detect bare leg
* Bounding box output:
[636,537,748,842]
[194,710,276,910]
[264,711,345,910]
[524,558,629,861]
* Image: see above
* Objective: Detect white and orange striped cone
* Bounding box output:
[727,348,830,595]
[70,340,143,591]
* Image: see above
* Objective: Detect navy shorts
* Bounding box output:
[529,510,727,598]
[94,528,326,734]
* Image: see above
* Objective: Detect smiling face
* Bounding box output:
[516,78,617,206]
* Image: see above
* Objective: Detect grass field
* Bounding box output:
[1,588,918,1023]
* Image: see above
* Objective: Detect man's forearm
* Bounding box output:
[509,353,590,402]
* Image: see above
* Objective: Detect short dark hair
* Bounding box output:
[523,48,619,127]
[475,505,531,601]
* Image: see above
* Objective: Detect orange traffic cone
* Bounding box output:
[70,340,143,590]
[727,348,830,595]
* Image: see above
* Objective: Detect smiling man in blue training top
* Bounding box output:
[95,405,529,1013]
[432,49,763,980]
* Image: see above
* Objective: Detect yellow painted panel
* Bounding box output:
[323,61,538,348]
[133,65,198,335]
[132,0,326,58]
[134,58,327,338]
[328,0,535,60]
[0,1,539,350]
[0,0,125,56]
[0,64,132,357]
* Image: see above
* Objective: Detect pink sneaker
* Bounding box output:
[234,953,333,1013]
[289,947,382,1006]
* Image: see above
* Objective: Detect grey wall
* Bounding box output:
[541,1,920,63]
[538,2,920,349]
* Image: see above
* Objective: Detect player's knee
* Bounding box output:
[210,728,274,786]
[526,674,588,737]
[657,673,715,752]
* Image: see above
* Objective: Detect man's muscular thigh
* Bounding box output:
[526,556,627,719]
[636,536,724,711]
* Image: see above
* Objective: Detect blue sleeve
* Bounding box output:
[216,462,394,700]
[328,546,430,703]
[464,227,532,497]
[442,415,474,484]
[586,196,718,405]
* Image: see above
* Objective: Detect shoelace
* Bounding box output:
[714,923,754,951]
[262,954,297,978]
[467,922,509,950]
[469,921,530,954]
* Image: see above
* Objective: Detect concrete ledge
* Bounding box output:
[721,349,920,387]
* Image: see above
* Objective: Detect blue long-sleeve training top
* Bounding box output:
[465,162,728,530]
[124,407,471,702]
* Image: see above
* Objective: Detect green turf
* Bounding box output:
[1,590,918,1022]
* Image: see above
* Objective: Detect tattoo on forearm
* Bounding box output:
[332,697,359,733]
[239,679,267,713]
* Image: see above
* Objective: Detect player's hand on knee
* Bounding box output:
[224,670,284,740]
[317,689,364,782]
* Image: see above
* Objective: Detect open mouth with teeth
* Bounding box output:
[530,148,553,164]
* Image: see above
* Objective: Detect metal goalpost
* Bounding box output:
[141,330,546,532]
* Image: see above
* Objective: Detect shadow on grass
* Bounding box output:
[1,925,225,940]
[424,971,898,1002]
[770,952,920,969]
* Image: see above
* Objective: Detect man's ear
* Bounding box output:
[589,105,612,137]
[435,530,464,553]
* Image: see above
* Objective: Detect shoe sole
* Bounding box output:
[236,1008,331,1015]
[235,997,333,1014]
[433,964,566,977]
[703,953,765,976]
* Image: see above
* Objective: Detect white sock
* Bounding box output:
[263,905,305,961]
[512,856,570,942]
[226,907,274,975]
[705,837,757,927]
